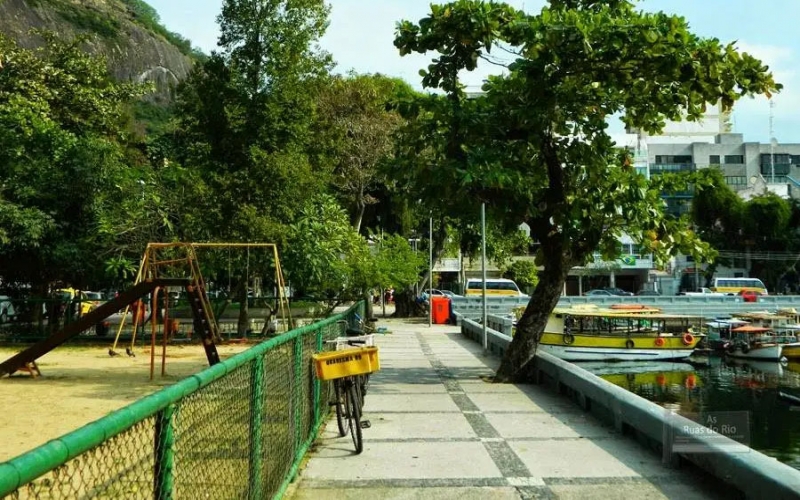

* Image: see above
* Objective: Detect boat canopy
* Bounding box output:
[732,325,771,333]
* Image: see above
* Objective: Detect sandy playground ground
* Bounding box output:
[0,342,252,462]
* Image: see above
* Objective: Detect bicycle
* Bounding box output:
[348,313,378,335]
[312,332,379,454]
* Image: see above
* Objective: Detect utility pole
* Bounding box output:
[481,203,487,353]
[429,216,433,328]
[770,101,776,184]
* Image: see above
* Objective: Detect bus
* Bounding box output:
[710,277,768,296]
[464,278,527,297]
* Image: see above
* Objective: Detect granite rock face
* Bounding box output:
[0,0,197,102]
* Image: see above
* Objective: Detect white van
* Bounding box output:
[464,278,527,297]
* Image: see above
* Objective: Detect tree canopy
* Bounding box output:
[0,32,145,291]
[393,0,781,381]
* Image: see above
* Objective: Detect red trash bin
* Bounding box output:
[431,296,451,324]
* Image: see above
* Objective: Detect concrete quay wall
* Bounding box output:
[459,316,800,499]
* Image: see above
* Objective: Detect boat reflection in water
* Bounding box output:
[576,358,800,471]
[576,361,703,412]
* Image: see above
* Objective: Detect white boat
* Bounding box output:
[537,343,697,361]
[704,319,749,350]
[575,361,696,376]
[726,325,784,361]
[726,358,786,377]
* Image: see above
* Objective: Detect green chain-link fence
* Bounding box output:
[0,301,364,500]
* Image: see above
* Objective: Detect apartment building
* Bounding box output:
[649,132,800,199]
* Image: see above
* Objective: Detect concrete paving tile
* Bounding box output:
[459,380,532,394]
[291,486,522,500]
[365,412,476,440]
[485,412,613,439]
[368,383,449,394]
[436,358,498,368]
[302,441,503,480]
[364,394,461,413]
[378,358,433,367]
[547,482,672,500]
[467,391,559,413]
[510,438,667,478]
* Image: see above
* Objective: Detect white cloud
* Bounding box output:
[728,42,800,142]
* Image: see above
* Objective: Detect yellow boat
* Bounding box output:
[578,361,702,389]
[781,344,800,359]
[537,306,704,361]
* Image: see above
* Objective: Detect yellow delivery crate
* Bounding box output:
[312,347,380,381]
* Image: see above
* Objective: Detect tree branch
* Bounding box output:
[478,53,512,69]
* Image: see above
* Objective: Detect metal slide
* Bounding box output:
[0,278,222,377]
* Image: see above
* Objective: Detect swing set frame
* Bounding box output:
[108,242,292,380]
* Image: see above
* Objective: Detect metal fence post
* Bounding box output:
[248,358,265,500]
[154,403,175,500]
[293,337,303,459]
[313,327,323,427]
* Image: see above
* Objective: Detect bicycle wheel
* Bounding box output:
[334,379,348,437]
[346,380,363,454]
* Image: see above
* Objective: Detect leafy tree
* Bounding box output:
[504,260,539,294]
[690,168,800,289]
[0,32,144,296]
[314,74,404,232]
[394,0,780,381]
[284,195,424,316]
[373,234,427,296]
[284,194,363,302]
[174,0,332,333]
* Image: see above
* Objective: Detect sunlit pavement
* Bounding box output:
[289,318,729,500]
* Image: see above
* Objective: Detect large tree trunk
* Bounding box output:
[353,199,365,234]
[495,254,571,382]
[393,288,424,318]
[363,290,374,319]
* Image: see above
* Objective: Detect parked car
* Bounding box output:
[584,289,614,296]
[54,288,102,316]
[739,290,760,303]
[603,287,634,296]
[0,296,16,323]
[636,290,661,296]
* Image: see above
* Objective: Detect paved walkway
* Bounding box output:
[289,319,728,499]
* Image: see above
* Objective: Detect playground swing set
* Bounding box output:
[0,242,291,380]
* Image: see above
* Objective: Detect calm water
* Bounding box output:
[576,357,800,471]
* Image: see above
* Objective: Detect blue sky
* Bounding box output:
[146,0,799,143]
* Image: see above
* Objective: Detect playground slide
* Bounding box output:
[0,278,207,377]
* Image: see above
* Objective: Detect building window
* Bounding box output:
[760,163,790,176]
[654,155,693,164]
[709,155,720,165]
[724,155,744,164]
[725,176,747,186]
[791,155,800,165]
[762,153,792,166]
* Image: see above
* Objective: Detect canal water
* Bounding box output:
[577,357,800,471]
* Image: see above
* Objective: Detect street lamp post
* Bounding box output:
[429,216,433,328]
[481,203,487,353]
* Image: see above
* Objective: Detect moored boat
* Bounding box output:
[703,318,749,351]
[537,307,703,361]
[726,325,784,360]
[778,341,800,360]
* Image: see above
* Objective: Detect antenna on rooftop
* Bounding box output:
[769,100,777,184]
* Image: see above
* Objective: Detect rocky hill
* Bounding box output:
[0,0,200,103]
